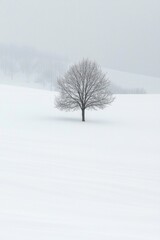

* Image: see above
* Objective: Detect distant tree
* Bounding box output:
[55,59,114,121]
[128,88,146,94]
[110,83,146,94]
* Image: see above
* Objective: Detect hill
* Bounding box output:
[0,85,160,240]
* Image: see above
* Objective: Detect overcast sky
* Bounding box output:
[0,0,160,77]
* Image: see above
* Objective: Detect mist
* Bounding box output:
[0,0,160,78]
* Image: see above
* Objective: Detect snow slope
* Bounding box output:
[106,68,160,93]
[0,85,160,240]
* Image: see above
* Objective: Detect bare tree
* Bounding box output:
[55,59,114,121]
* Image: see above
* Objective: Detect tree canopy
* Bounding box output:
[55,59,114,121]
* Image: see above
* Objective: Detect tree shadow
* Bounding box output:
[34,114,117,126]
[86,118,116,125]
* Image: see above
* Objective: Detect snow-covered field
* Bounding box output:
[0,85,160,240]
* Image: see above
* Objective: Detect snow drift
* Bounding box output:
[0,85,160,240]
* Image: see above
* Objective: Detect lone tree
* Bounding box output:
[55,59,114,121]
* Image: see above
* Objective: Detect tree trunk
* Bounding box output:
[82,108,85,122]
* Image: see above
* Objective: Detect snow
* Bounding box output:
[0,84,160,240]
[106,68,160,93]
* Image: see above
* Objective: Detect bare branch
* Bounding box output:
[55,59,114,121]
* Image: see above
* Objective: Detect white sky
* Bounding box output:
[0,0,160,77]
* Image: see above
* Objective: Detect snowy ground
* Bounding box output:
[0,85,160,240]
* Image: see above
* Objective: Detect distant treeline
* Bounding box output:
[0,44,146,93]
[110,83,146,94]
[0,44,67,90]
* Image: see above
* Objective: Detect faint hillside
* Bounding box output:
[107,68,160,93]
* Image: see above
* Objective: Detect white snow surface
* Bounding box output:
[0,85,160,240]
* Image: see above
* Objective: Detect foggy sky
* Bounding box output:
[0,0,160,77]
